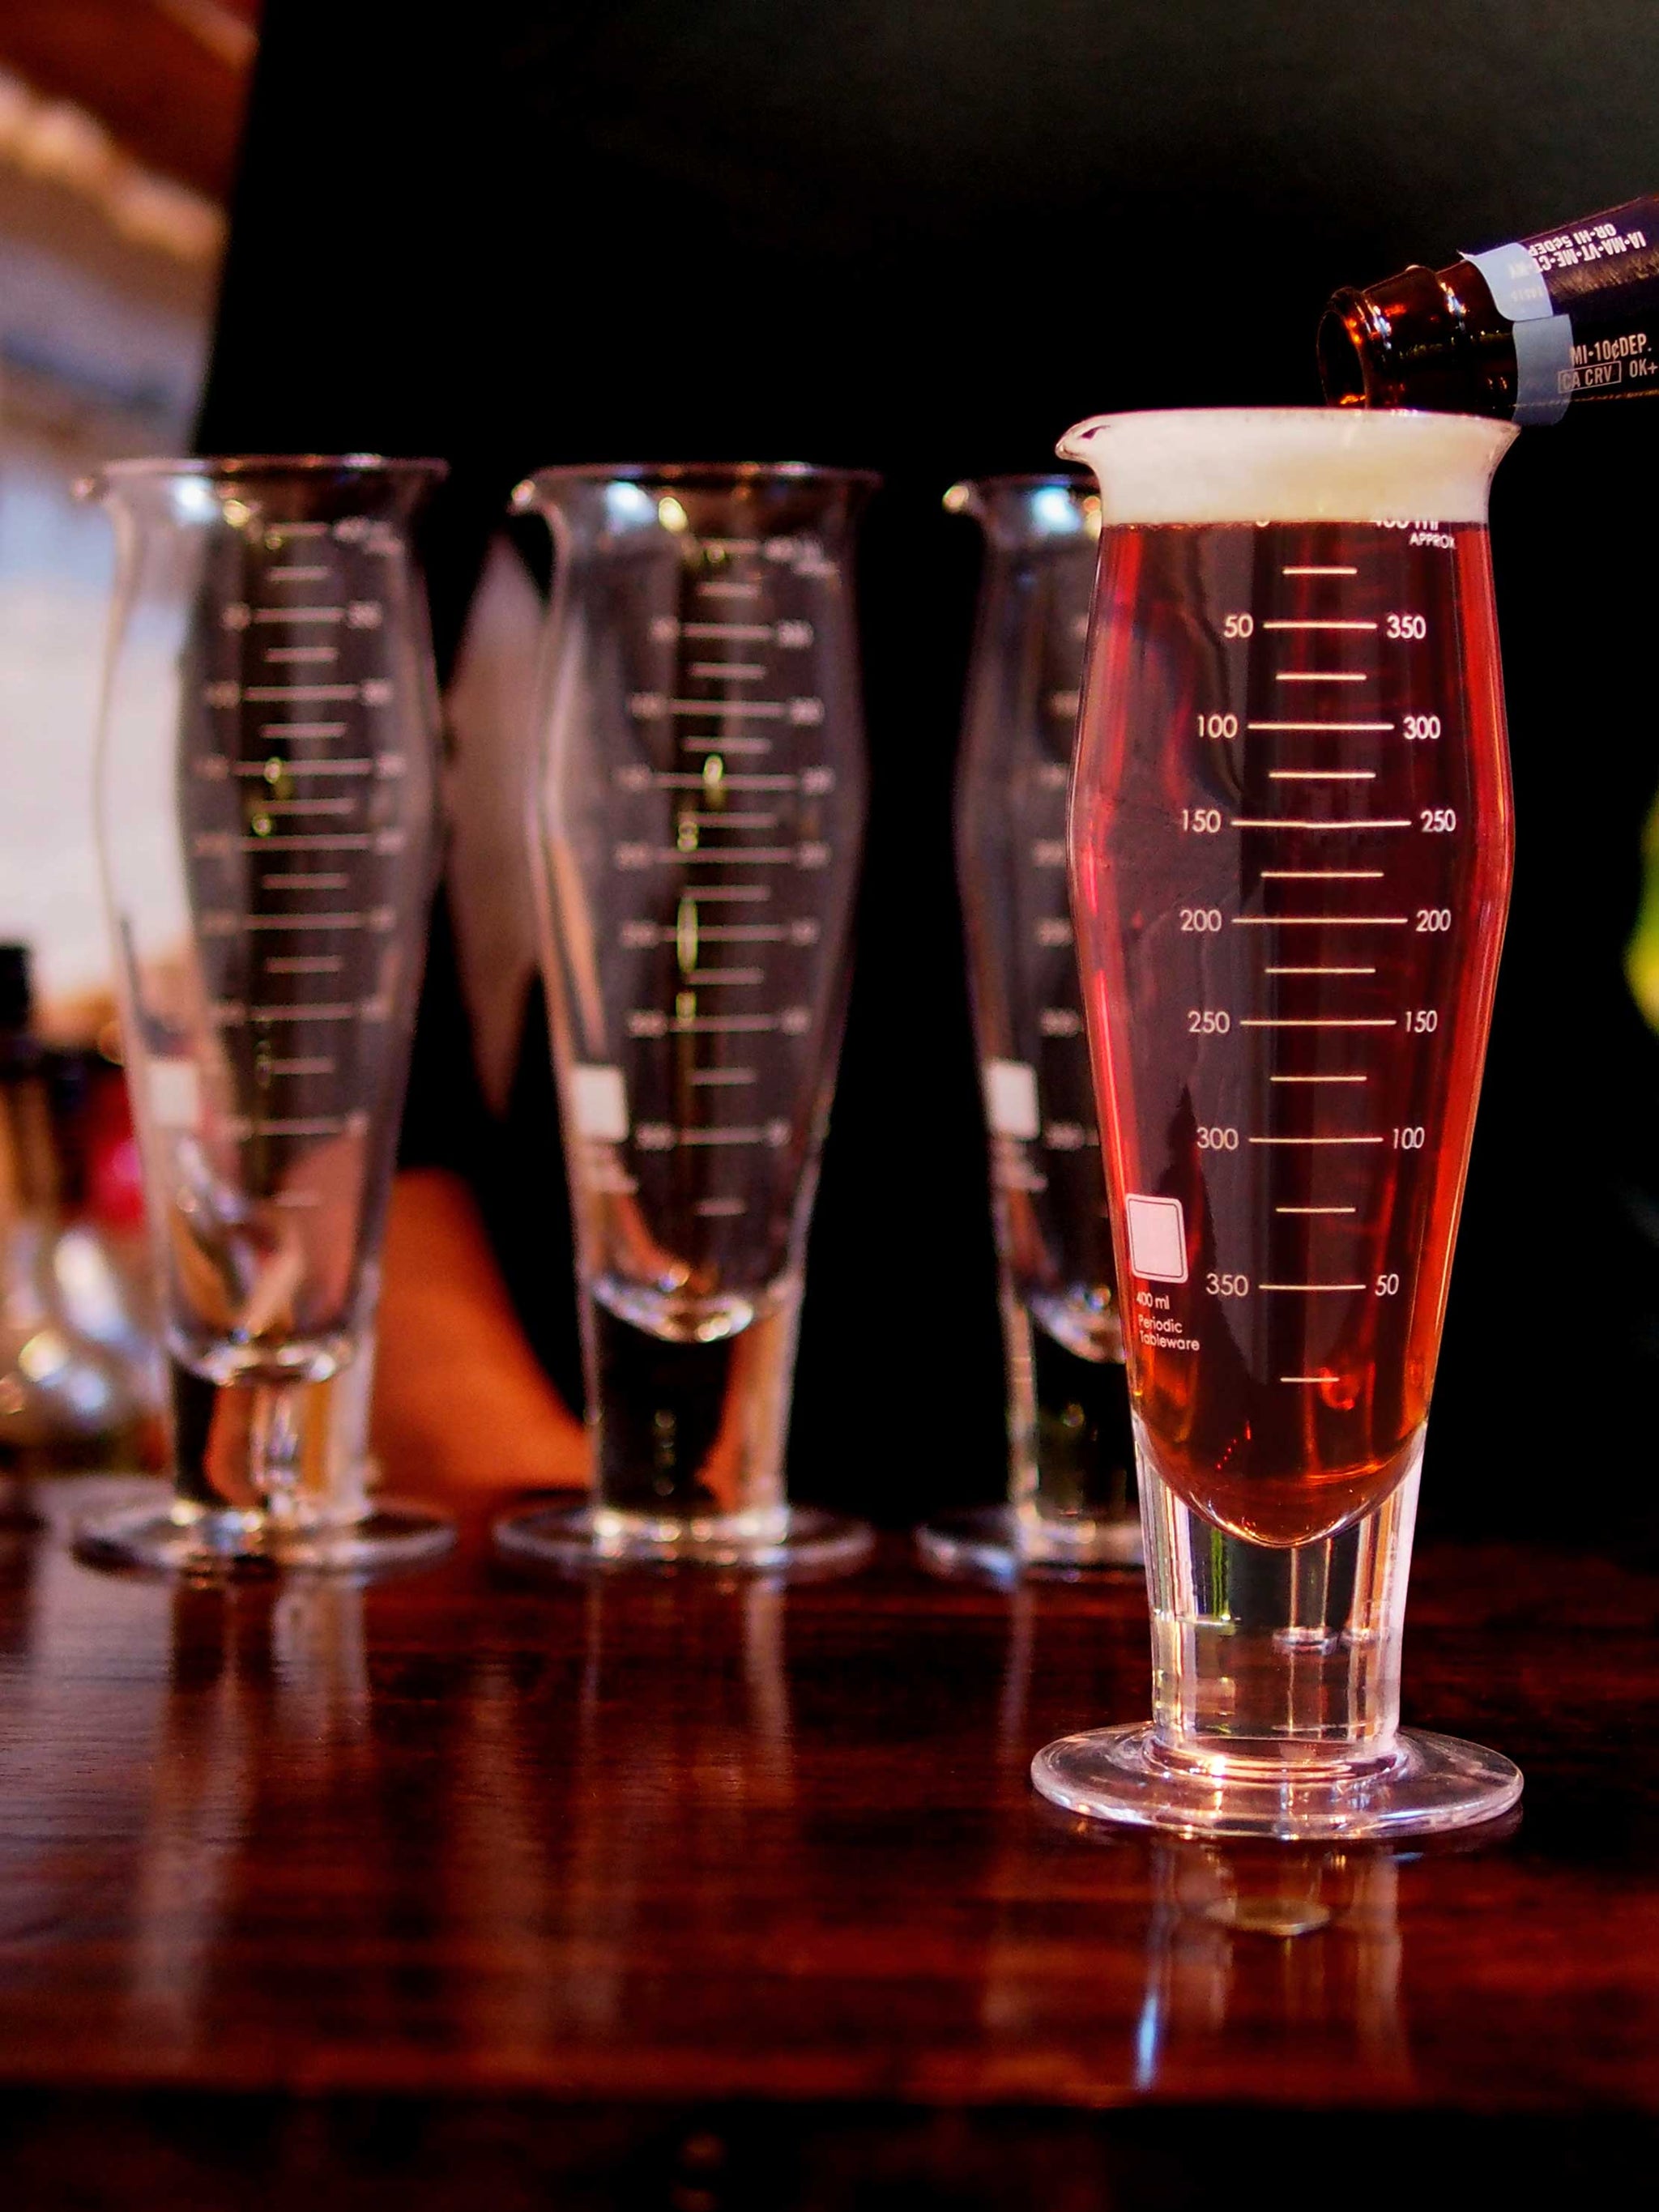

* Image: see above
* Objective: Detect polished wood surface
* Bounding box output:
[2,1479,1657,2198]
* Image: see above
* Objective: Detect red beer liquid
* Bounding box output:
[1070,522,1511,1545]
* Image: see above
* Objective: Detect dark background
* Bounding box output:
[199,1,1659,1542]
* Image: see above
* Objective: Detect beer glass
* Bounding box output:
[495,464,875,1574]
[1033,409,1522,1836]
[920,474,1140,1582]
[78,458,452,1574]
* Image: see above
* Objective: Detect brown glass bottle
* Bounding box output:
[1321,195,1659,423]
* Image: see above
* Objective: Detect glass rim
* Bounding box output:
[514,459,882,499]
[91,454,450,481]
[945,469,1090,497]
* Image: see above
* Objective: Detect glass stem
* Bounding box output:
[1137,1426,1422,1771]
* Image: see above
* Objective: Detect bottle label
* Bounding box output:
[1470,197,1659,418]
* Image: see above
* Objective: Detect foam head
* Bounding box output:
[1057,407,1516,526]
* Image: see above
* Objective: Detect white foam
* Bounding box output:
[1057,408,1515,526]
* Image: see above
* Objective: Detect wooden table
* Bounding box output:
[2,1478,1656,2206]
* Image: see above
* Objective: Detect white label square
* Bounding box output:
[1124,1193,1188,1283]
[147,1057,201,1132]
[982,1059,1040,1140]
[569,1063,629,1141]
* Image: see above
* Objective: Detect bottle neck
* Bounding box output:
[1319,260,1517,418]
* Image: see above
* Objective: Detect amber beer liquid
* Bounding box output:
[1071,517,1511,1548]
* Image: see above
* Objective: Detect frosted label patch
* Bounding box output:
[1124,1194,1188,1284]
[983,1058,1040,1140]
[147,1058,201,1131]
[570,1063,629,1141]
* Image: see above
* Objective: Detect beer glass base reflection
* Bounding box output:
[1033,1724,1521,1841]
[494,1498,872,1577]
[916,1502,1141,1584]
[76,1492,454,1578]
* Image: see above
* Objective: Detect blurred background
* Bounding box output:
[6,2,1659,1541]
[0,4,259,1478]
[0,2,256,1019]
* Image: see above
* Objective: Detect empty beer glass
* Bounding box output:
[495,465,876,1573]
[1032,409,1522,1836]
[78,458,453,1573]
[920,474,1140,1583]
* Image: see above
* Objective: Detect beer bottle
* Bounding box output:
[1320,197,1659,424]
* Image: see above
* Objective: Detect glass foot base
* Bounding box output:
[1031,1723,1523,1841]
[493,1497,874,1579]
[916,1502,1142,1583]
[75,1495,455,1580]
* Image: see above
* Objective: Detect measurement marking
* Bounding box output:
[655,773,796,791]
[239,761,373,778]
[252,1117,347,1136]
[264,799,356,817]
[1282,565,1357,576]
[684,623,772,640]
[240,833,372,851]
[258,875,349,892]
[697,582,761,599]
[690,1068,756,1085]
[695,1197,748,1217]
[694,925,787,942]
[1247,720,1393,733]
[1269,769,1375,782]
[1231,819,1410,831]
[1275,671,1369,684]
[1232,915,1408,927]
[672,699,783,718]
[267,522,328,538]
[1277,1204,1358,1214]
[1271,1073,1369,1084]
[265,646,339,663]
[246,911,360,929]
[265,1057,336,1076]
[1282,1375,1338,1384]
[678,1127,766,1146]
[247,914,362,930]
[689,661,764,679]
[1250,1135,1387,1146]
[245,685,360,702]
[671,1015,779,1034]
[688,968,764,985]
[684,737,772,756]
[1261,870,1384,880]
[259,722,347,739]
[681,812,778,828]
[1259,1281,1369,1292]
[1266,965,1376,975]
[1240,1017,1396,1029]
[254,606,343,623]
[266,956,343,974]
[664,848,799,865]
[1262,620,1377,631]
[251,1004,356,1021]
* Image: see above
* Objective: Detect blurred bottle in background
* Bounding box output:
[0,942,161,1477]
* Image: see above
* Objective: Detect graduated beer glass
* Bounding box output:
[79,458,452,1574]
[496,464,874,1573]
[1033,410,1522,1836]
[919,475,1140,1581]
